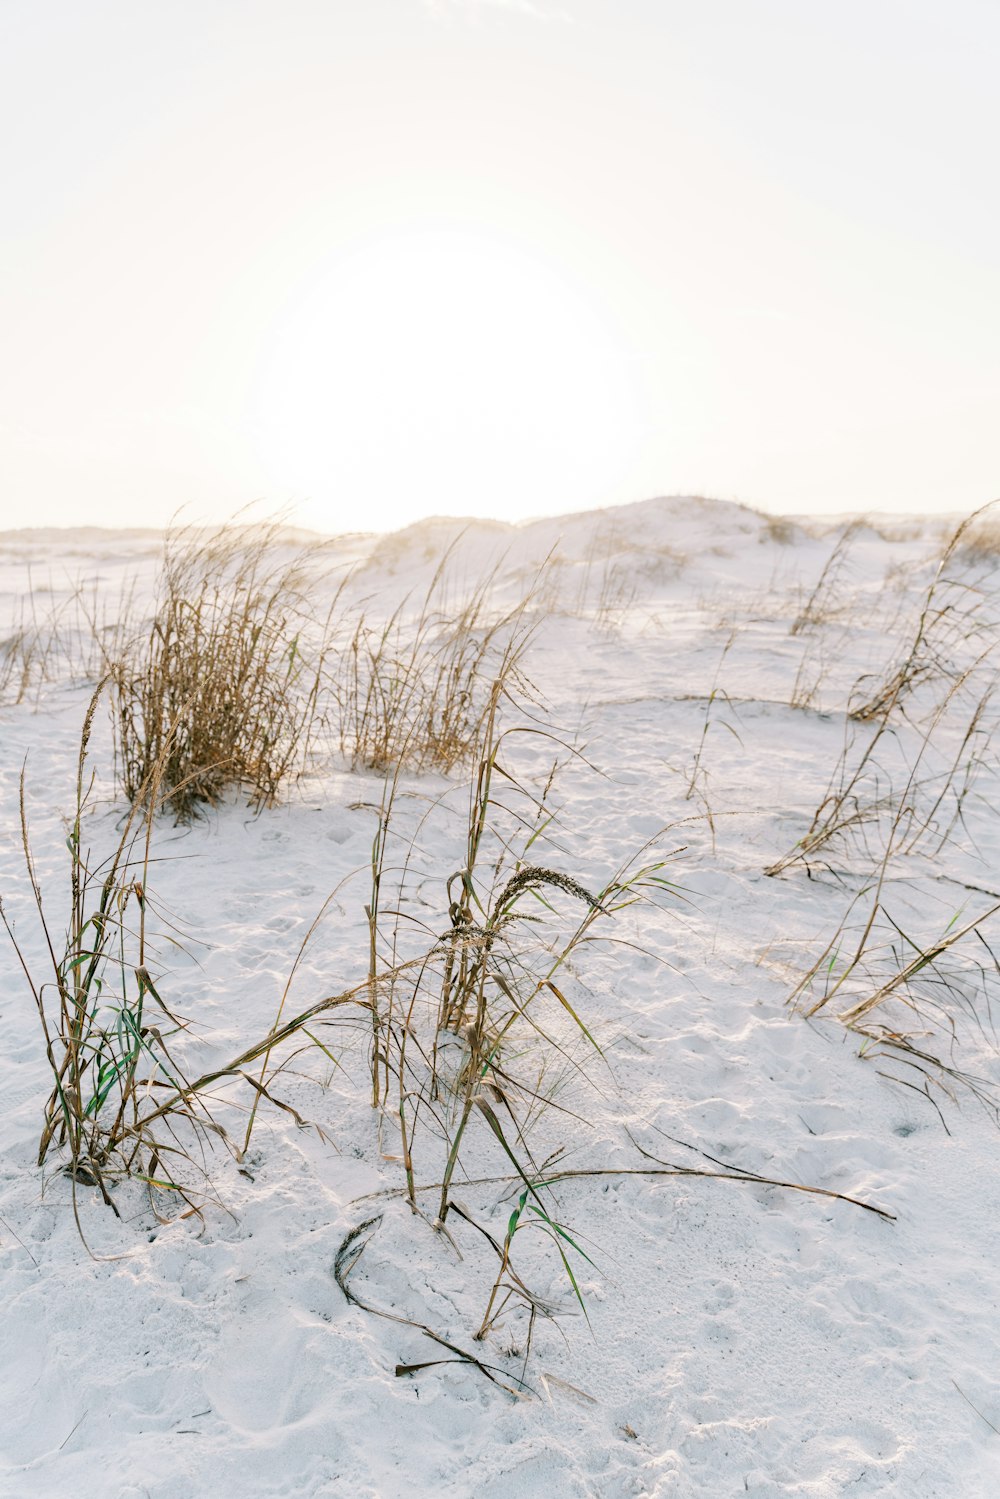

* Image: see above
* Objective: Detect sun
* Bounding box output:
[247,228,642,533]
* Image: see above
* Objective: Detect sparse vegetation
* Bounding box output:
[682,630,740,803]
[790,520,863,637]
[759,514,799,545]
[849,501,998,724]
[785,890,1000,1124]
[768,506,1000,878]
[335,548,541,774]
[766,504,1000,1113]
[3,499,987,1417]
[2,688,373,1215]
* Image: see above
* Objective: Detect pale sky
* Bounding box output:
[2,0,998,533]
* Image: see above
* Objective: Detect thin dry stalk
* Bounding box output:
[684,631,740,802]
[790,521,863,637]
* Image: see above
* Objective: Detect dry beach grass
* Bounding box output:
[1,498,999,1494]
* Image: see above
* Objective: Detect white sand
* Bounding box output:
[1,498,998,1498]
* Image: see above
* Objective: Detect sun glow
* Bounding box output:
[247,230,643,533]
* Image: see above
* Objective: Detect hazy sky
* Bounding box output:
[3,0,998,533]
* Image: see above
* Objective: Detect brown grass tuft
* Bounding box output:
[110,517,341,819]
[336,546,542,774]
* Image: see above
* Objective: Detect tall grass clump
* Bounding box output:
[360,687,681,1344]
[111,517,341,819]
[337,547,541,774]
